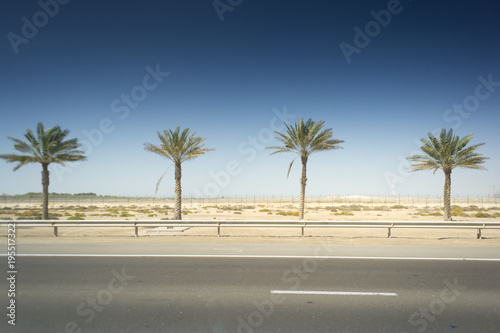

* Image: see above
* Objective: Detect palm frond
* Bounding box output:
[267,118,343,159]
[1,123,86,170]
[286,157,297,179]
[145,127,212,169]
[154,165,174,197]
[266,118,343,182]
[407,129,488,174]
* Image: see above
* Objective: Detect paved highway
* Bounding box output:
[1,243,499,332]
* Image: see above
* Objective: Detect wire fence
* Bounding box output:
[1,194,498,209]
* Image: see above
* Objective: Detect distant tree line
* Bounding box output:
[0,192,98,198]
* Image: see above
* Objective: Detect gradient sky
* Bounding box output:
[1,0,499,198]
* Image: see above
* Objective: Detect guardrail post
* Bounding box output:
[218,222,221,237]
[134,222,138,237]
[477,226,483,239]
[302,222,306,237]
[52,222,58,237]
[388,224,393,238]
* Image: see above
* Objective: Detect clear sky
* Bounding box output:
[1,0,499,198]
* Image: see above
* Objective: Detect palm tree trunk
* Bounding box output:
[444,170,452,221]
[299,156,307,220]
[174,162,182,220]
[41,163,49,220]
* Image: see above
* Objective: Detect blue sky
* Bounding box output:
[1,0,499,198]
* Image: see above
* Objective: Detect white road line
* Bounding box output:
[1,254,499,261]
[271,290,398,296]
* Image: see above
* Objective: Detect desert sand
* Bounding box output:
[1,196,499,246]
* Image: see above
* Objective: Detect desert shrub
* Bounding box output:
[14,210,41,217]
[148,214,158,217]
[259,209,270,212]
[451,207,464,216]
[335,211,354,216]
[17,211,61,218]
[475,212,491,218]
[335,205,364,211]
[493,213,500,218]
[68,213,85,220]
[133,209,153,214]
[233,211,242,214]
[217,205,234,211]
[373,206,390,211]
[17,216,38,220]
[120,212,135,217]
[275,210,300,216]
[18,216,59,220]
[420,212,442,216]
[390,205,407,209]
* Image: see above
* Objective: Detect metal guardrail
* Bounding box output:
[2,220,500,239]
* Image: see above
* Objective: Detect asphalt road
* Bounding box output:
[1,243,499,332]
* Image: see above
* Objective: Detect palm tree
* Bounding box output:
[0,123,86,220]
[407,129,488,221]
[144,126,213,220]
[267,118,344,220]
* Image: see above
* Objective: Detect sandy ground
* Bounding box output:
[1,199,499,246]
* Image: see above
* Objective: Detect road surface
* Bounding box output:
[1,242,499,332]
